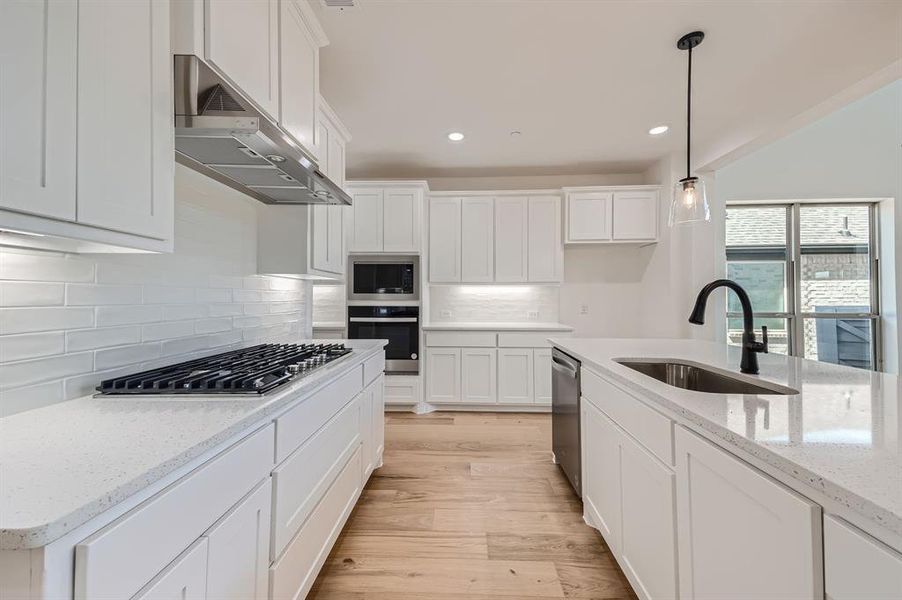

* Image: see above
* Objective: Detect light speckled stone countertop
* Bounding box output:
[0,340,386,550]
[423,321,574,331]
[550,338,902,541]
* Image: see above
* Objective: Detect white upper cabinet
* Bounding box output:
[429,197,461,282]
[77,0,173,241]
[384,189,421,252]
[494,196,529,282]
[0,0,77,221]
[347,182,427,253]
[461,197,494,282]
[279,0,325,154]
[564,186,659,244]
[205,0,280,121]
[527,195,562,282]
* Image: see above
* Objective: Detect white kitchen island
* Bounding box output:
[0,339,387,600]
[550,337,902,600]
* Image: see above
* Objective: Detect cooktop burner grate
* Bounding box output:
[97,343,352,395]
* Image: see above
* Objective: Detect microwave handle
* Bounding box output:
[349,317,418,323]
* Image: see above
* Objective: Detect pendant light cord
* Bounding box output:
[686,45,692,180]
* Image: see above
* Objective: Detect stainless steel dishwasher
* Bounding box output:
[551,348,581,497]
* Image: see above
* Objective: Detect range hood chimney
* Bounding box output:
[173,55,351,206]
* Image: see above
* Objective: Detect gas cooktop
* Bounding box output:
[96,342,352,395]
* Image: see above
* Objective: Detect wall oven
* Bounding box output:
[347,306,419,373]
[348,255,419,302]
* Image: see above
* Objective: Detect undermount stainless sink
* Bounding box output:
[616,359,799,396]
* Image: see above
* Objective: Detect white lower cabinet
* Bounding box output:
[533,348,553,405]
[384,374,420,405]
[132,538,209,600]
[358,375,385,480]
[426,348,462,402]
[824,515,902,599]
[674,426,823,599]
[372,377,385,465]
[581,397,677,600]
[498,348,534,404]
[205,479,272,600]
[461,348,497,403]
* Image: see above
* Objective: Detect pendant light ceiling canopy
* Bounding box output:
[669,30,711,227]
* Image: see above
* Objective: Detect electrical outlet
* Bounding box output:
[580,304,589,315]
[526,311,539,320]
[440,310,453,318]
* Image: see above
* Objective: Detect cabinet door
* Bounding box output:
[315,119,330,175]
[311,204,330,273]
[461,197,495,282]
[132,538,208,600]
[497,348,533,404]
[279,0,318,152]
[371,376,385,467]
[205,479,272,600]
[327,205,345,274]
[461,348,497,404]
[567,191,612,242]
[494,196,529,282]
[619,434,678,600]
[426,348,460,403]
[825,515,902,600]
[533,348,552,405]
[383,189,421,252]
[327,129,346,189]
[359,386,374,478]
[349,189,383,252]
[581,400,622,553]
[428,197,461,282]
[675,426,823,599]
[612,191,657,241]
[77,0,173,240]
[528,195,562,282]
[206,0,279,120]
[0,0,77,220]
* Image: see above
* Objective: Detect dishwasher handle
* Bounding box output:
[552,355,579,378]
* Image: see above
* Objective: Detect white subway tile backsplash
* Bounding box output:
[96,305,163,326]
[0,282,65,307]
[0,332,65,362]
[0,250,94,282]
[142,321,195,341]
[143,286,195,304]
[0,352,93,389]
[95,343,162,370]
[67,284,142,306]
[67,327,141,352]
[0,172,309,416]
[0,307,94,334]
[162,304,207,321]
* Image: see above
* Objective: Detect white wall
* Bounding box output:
[714,80,901,372]
[0,165,310,417]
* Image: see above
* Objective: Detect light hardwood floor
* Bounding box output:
[308,412,637,599]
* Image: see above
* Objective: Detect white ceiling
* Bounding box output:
[312,1,902,179]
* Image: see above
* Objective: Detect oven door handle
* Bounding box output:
[349,317,419,323]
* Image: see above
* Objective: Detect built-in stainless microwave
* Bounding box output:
[348,255,419,302]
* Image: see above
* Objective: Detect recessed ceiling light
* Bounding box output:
[447,132,464,142]
[648,125,669,136]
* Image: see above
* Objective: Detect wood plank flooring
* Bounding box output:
[308,412,637,600]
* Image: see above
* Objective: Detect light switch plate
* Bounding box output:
[527,311,539,320]
[580,304,589,315]
[440,310,453,318]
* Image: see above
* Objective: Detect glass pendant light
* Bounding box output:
[669,31,710,226]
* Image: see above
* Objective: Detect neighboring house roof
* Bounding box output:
[726,205,870,247]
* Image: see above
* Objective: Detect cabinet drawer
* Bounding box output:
[276,365,363,462]
[497,332,570,348]
[363,352,385,385]
[272,394,361,559]
[384,374,420,404]
[75,424,274,600]
[825,515,902,599]
[425,331,496,347]
[270,446,362,600]
[582,369,673,464]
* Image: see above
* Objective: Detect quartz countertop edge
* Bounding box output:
[0,339,388,550]
[548,337,902,539]
[422,322,574,331]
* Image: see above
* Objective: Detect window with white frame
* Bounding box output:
[725,203,880,371]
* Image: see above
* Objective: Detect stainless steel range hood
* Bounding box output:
[173,55,351,206]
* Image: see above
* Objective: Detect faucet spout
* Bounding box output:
[688,279,768,375]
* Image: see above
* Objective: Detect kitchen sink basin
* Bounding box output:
[616,359,798,395]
